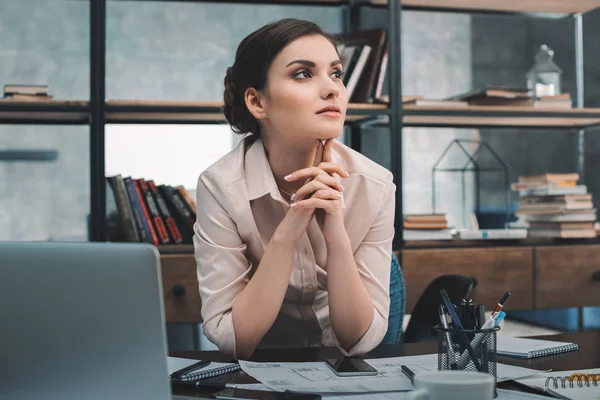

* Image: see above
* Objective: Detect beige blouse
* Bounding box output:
[193,135,396,358]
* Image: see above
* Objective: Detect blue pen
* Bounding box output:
[440,289,482,372]
[494,311,506,328]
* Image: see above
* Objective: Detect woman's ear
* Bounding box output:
[245,88,267,120]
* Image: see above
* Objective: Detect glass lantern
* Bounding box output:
[526,44,563,98]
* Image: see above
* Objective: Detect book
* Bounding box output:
[519,173,580,184]
[446,86,531,103]
[518,185,588,197]
[457,229,527,240]
[167,357,240,382]
[497,337,579,359]
[3,84,49,96]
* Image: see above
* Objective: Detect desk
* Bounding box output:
[171,331,600,398]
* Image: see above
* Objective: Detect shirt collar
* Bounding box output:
[244,136,287,203]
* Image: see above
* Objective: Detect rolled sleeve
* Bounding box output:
[334,174,396,356]
[194,170,250,358]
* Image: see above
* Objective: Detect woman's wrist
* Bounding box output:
[325,229,351,250]
[272,219,300,249]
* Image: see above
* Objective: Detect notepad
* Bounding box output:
[167,357,241,381]
[497,336,579,359]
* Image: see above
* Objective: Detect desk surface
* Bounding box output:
[170,331,600,398]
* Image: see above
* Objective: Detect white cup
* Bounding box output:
[406,370,494,400]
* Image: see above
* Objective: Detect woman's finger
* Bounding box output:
[322,138,334,163]
[285,165,347,183]
[290,196,341,214]
[316,162,349,178]
[312,173,344,192]
[312,140,324,168]
[292,180,333,202]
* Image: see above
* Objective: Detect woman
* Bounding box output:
[194,18,396,360]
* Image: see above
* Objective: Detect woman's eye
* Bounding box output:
[294,70,312,79]
[332,70,344,79]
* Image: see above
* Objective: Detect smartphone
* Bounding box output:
[324,357,378,377]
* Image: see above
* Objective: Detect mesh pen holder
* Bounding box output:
[436,326,499,398]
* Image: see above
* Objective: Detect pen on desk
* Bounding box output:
[401,365,415,385]
[491,292,511,317]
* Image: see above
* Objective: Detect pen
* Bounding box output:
[476,304,486,330]
[494,311,506,328]
[401,365,415,385]
[491,292,511,317]
[172,379,235,390]
[438,304,458,369]
[440,290,483,372]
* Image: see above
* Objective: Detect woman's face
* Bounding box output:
[258,34,348,143]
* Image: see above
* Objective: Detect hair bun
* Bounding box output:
[223,66,257,135]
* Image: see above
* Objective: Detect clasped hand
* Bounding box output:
[283,138,349,244]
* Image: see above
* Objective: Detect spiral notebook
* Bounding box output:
[167,357,241,382]
[497,337,579,359]
[516,369,600,400]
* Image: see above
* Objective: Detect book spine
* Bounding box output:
[170,186,196,226]
[174,185,197,217]
[123,177,152,244]
[148,180,184,244]
[158,185,194,244]
[134,179,160,246]
[107,175,139,242]
[138,179,170,245]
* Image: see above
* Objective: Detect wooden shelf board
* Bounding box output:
[402,236,600,249]
[387,0,600,14]
[107,100,223,108]
[0,100,90,124]
[403,105,600,128]
[105,100,387,123]
[0,100,89,107]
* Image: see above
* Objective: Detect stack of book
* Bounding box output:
[3,84,53,102]
[512,173,597,238]
[403,214,454,241]
[106,174,196,246]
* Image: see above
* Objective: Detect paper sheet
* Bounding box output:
[240,354,544,393]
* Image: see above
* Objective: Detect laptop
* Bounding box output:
[0,241,171,400]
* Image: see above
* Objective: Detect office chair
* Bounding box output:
[403,274,477,343]
[381,252,405,344]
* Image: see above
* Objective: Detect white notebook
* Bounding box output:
[497,337,579,359]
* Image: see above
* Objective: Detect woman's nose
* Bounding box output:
[321,76,340,99]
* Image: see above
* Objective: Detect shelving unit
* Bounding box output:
[6,0,599,251]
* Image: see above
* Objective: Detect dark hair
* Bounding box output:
[223,18,340,137]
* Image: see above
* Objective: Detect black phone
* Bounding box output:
[324,357,378,377]
[212,388,320,400]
